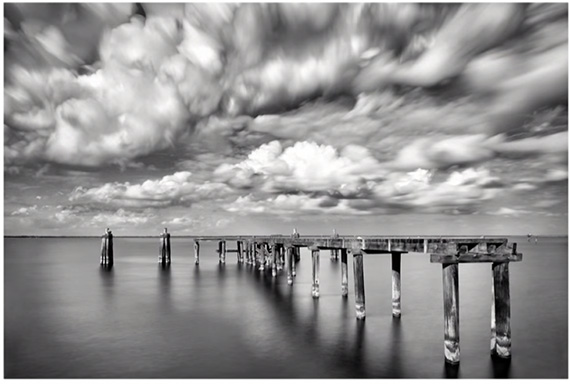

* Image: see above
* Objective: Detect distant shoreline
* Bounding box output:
[4,235,568,239]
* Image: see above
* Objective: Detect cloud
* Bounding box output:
[224,194,369,216]
[70,171,232,208]
[92,208,152,226]
[215,140,386,194]
[488,207,532,217]
[11,205,38,216]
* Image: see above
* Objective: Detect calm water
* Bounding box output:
[4,236,568,378]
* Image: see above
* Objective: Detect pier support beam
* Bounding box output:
[442,263,460,364]
[194,241,200,265]
[392,252,402,317]
[286,246,294,285]
[311,247,320,298]
[100,228,114,268]
[353,249,366,320]
[341,248,349,297]
[492,262,511,359]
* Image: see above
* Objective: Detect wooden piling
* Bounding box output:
[218,240,226,264]
[292,246,298,276]
[311,247,320,298]
[259,243,266,271]
[492,262,511,359]
[165,230,171,264]
[286,246,294,285]
[341,248,349,297]
[272,243,278,276]
[194,241,200,265]
[392,252,402,317]
[158,228,171,265]
[237,241,242,262]
[100,228,113,267]
[442,263,460,364]
[353,249,366,319]
[277,245,284,271]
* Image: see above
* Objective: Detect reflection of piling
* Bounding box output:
[100,228,114,268]
[158,228,171,265]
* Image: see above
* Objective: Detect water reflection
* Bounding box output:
[158,264,172,311]
[98,266,115,299]
[387,317,402,377]
[490,354,511,378]
[443,361,460,378]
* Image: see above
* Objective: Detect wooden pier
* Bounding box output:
[98,228,522,365]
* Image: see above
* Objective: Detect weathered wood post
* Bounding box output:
[194,241,200,265]
[492,262,511,359]
[341,248,349,297]
[100,228,114,267]
[251,241,257,265]
[286,245,294,285]
[218,240,226,264]
[247,240,252,264]
[158,228,171,265]
[392,252,402,317]
[236,241,241,262]
[271,242,278,276]
[276,244,284,271]
[311,246,320,298]
[292,246,298,276]
[259,242,266,271]
[352,244,366,320]
[442,263,460,364]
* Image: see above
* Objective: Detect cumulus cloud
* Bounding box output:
[488,207,532,217]
[11,205,38,216]
[7,4,566,169]
[225,194,369,216]
[70,171,232,208]
[92,208,152,226]
[215,140,386,194]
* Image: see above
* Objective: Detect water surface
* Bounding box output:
[4,236,567,378]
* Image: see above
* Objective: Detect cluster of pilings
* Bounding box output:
[97,227,522,365]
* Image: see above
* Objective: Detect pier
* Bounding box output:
[99,228,522,365]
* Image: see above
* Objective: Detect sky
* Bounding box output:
[3,3,568,236]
